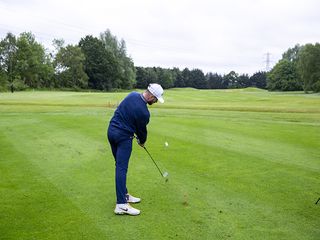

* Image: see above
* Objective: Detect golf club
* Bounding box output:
[134,136,169,179]
[143,146,169,179]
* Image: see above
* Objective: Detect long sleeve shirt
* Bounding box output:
[109,92,150,144]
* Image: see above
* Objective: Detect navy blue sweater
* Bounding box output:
[109,92,150,144]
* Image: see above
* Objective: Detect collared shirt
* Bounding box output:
[140,93,147,103]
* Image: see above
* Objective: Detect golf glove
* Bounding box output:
[135,137,144,147]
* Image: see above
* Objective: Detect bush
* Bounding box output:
[11,78,28,91]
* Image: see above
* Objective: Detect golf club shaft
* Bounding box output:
[143,146,164,177]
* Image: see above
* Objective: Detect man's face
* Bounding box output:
[147,95,158,105]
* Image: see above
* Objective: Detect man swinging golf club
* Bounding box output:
[107,83,164,216]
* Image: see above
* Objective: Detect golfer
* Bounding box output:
[107,83,164,215]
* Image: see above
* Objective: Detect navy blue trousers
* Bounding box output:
[107,126,133,204]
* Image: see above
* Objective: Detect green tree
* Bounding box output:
[267,59,302,91]
[171,68,183,88]
[181,68,191,87]
[224,71,238,88]
[15,32,54,88]
[190,69,207,89]
[79,35,113,90]
[99,30,136,89]
[135,67,148,88]
[146,67,159,85]
[249,71,267,89]
[99,30,121,88]
[54,43,88,89]
[297,43,320,92]
[118,39,136,89]
[174,71,185,87]
[282,44,302,62]
[206,72,224,89]
[0,68,8,91]
[157,68,174,89]
[237,74,250,88]
[0,33,18,91]
[267,44,303,91]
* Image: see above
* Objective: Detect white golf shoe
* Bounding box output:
[114,203,140,216]
[126,194,141,203]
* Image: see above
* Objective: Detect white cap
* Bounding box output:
[147,83,164,103]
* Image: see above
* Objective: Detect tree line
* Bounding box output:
[135,67,267,90]
[0,30,135,92]
[0,30,319,92]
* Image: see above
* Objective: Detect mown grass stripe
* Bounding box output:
[0,133,108,240]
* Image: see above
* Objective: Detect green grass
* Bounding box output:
[0,88,319,240]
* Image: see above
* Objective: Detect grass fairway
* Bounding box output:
[0,88,319,240]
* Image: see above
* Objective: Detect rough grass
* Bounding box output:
[0,89,319,240]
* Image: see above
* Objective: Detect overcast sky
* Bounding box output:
[1,0,319,74]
